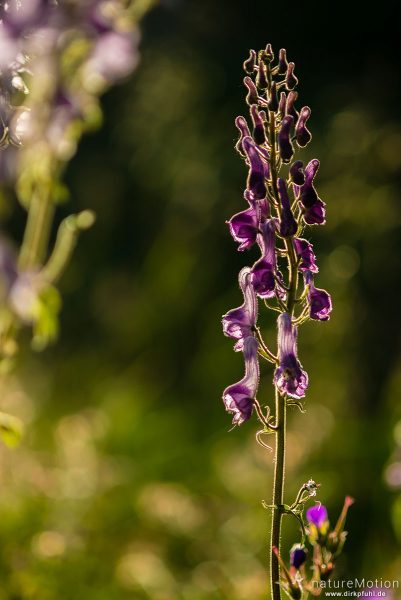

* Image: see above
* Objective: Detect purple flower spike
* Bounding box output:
[222,267,258,350]
[227,207,259,251]
[289,160,305,185]
[222,336,260,426]
[274,313,308,398]
[243,49,256,75]
[285,62,298,90]
[290,544,307,569]
[304,271,332,321]
[278,115,294,163]
[304,199,326,225]
[277,178,297,238]
[234,116,251,156]
[250,105,266,145]
[251,219,277,298]
[244,76,258,105]
[306,504,328,528]
[296,106,312,147]
[242,136,267,200]
[293,238,318,273]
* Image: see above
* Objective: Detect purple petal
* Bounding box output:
[227,207,259,251]
[295,106,312,147]
[242,136,267,200]
[222,336,259,425]
[278,115,294,163]
[306,504,328,527]
[222,267,258,350]
[274,313,308,398]
[278,178,297,237]
[293,238,318,273]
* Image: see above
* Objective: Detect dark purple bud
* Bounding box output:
[242,136,266,200]
[264,43,274,62]
[244,76,258,105]
[251,219,277,298]
[278,92,286,119]
[290,544,307,569]
[304,271,332,321]
[289,160,305,185]
[274,313,308,398]
[256,62,268,89]
[222,336,259,425]
[295,106,312,147]
[222,267,258,349]
[234,116,251,156]
[286,91,299,122]
[250,105,266,145]
[293,238,318,273]
[285,62,298,90]
[278,115,294,163]
[277,178,297,237]
[304,199,326,226]
[243,49,257,75]
[267,81,279,112]
[278,48,288,75]
[227,206,259,251]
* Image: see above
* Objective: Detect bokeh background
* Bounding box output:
[1,0,401,598]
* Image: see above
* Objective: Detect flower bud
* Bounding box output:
[264,43,274,62]
[250,105,266,145]
[234,116,251,156]
[244,76,258,105]
[289,160,305,185]
[286,91,299,121]
[296,106,312,147]
[290,544,307,569]
[256,61,268,89]
[243,49,257,75]
[278,178,297,237]
[278,48,288,75]
[278,115,294,162]
[267,81,278,112]
[285,62,298,90]
[278,92,286,119]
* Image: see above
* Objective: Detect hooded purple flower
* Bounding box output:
[304,271,332,321]
[295,159,326,225]
[289,160,304,185]
[222,267,258,350]
[234,115,251,156]
[251,219,277,298]
[242,136,267,201]
[222,336,259,425]
[293,238,318,273]
[306,504,328,529]
[250,104,266,145]
[277,178,297,238]
[274,313,308,398]
[227,207,259,251]
[295,106,312,147]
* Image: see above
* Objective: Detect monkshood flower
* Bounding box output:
[295,159,326,225]
[223,336,259,426]
[274,313,308,398]
[242,135,267,200]
[293,238,318,273]
[222,267,257,351]
[227,190,269,251]
[251,219,277,298]
[304,271,332,321]
[295,106,312,147]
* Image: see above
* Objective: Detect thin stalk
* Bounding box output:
[270,387,286,600]
[18,182,54,270]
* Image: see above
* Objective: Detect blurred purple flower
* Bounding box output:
[86,31,139,83]
[222,267,258,351]
[290,544,307,569]
[222,336,259,426]
[274,313,308,398]
[306,504,328,528]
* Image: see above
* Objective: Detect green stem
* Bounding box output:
[270,388,286,600]
[18,182,54,270]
